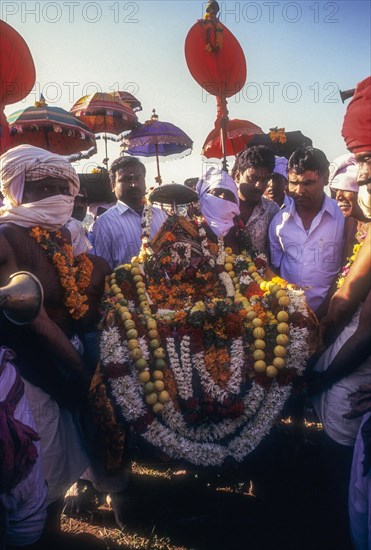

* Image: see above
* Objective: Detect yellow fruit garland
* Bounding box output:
[223,247,291,379]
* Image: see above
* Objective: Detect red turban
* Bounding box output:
[342,76,371,153]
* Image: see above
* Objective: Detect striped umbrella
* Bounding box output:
[202,119,264,160]
[70,92,138,166]
[8,97,96,156]
[117,91,142,113]
[121,110,193,184]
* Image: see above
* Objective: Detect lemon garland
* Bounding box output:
[29,226,93,320]
[223,247,291,378]
[109,260,170,415]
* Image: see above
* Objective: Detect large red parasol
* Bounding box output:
[70,92,138,166]
[202,118,263,159]
[121,110,193,184]
[8,97,96,156]
[0,21,36,154]
[185,1,247,170]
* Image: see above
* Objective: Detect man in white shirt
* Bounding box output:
[269,147,345,315]
[233,145,280,254]
[91,157,167,269]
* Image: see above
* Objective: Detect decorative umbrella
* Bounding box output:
[70,92,138,166]
[202,118,264,159]
[185,0,247,171]
[247,128,313,159]
[1,20,36,153]
[7,97,96,156]
[117,91,142,112]
[121,110,193,184]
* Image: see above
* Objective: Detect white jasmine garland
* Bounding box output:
[100,326,128,366]
[287,288,308,317]
[239,272,254,286]
[219,271,235,297]
[138,335,151,361]
[110,373,146,421]
[286,325,310,374]
[191,338,243,403]
[216,236,226,265]
[166,337,193,400]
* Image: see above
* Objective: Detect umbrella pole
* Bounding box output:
[103,117,108,168]
[217,95,229,172]
[155,143,162,185]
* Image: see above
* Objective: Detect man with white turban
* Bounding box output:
[0,145,114,539]
[329,153,369,222]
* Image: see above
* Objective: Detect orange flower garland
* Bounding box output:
[29,226,93,320]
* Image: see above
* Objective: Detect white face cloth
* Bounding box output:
[196,167,240,237]
[358,185,371,219]
[0,195,74,232]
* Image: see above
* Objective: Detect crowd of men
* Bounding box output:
[0,76,370,549]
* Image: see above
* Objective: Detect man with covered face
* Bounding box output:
[0,145,112,537]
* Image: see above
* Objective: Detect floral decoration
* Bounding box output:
[269,127,287,144]
[336,241,363,289]
[98,214,316,467]
[29,226,93,320]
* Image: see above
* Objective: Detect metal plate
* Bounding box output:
[149,184,198,205]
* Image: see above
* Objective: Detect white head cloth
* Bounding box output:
[358,185,371,219]
[329,153,359,193]
[0,145,80,231]
[196,167,240,237]
[273,156,288,178]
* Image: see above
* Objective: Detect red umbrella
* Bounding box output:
[70,92,138,166]
[202,119,263,159]
[185,1,247,171]
[0,20,36,153]
[8,97,96,156]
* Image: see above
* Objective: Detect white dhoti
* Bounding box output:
[312,306,371,446]
[0,357,48,546]
[22,379,90,505]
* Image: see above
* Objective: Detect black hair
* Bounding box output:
[288,147,329,175]
[109,156,146,184]
[234,145,275,175]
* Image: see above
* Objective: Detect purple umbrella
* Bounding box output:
[120,110,193,184]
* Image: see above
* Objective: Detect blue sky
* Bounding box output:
[2,0,371,185]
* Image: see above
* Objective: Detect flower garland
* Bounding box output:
[29,226,92,320]
[98,214,316,467]
[336,241,363,289]
[269,127,287,144]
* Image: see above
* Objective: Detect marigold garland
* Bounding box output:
[29,226,93,320]
[336,241,363,289]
